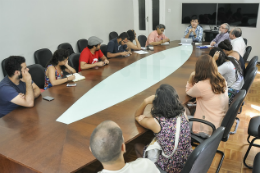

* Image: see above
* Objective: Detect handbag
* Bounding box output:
[143,116,181,163]
[228,87,239,105]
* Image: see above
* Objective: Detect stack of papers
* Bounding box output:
[134,50,148,54]
[67,73,85,82]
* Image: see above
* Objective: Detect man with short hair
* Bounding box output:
[90,120,160,173]
[145,24,170,46]
[0,56,41,117]
[184,15,203,42]
[229,27,246,57]
[107,32,131,58]
[210,23,231,47]
[79,36,109,72]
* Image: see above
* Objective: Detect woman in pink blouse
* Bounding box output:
[186,54,229,136]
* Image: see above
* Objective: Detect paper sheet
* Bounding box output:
[67,73,85,82]
[134,50,148,54]
[161,42,170,45]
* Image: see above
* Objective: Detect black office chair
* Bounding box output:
[77,39,88,53]
[243,116,260,169]
[235,65,258,119]
[138,35,147,47]
[243,46,252,62]
[100,44,108,57]
[1,58,8,77]
[109,31,118,40]
[68,53,80,73]
[27,64,45,89]
[58,43,75,55]
[252,152,260,173]
[34,48,52,68]
[243,38,248,46]
[189,90,246,173]
[245,56,258,77]
[242,66,257,93]
[181,127,225,173]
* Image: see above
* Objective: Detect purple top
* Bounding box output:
[211,32,230,47]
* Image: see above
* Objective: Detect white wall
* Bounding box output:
[165,0,260,62]
[0,0,134,80]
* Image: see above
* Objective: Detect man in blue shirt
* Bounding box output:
[107,32,131,58]
[0,56,41,117]
[184,15,203,42]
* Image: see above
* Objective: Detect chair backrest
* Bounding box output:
[27,64,45,89]
[34,48,52,68]
[109,31,118,40]
[243,46,252,62]
[253,152,260,173]
[245,56,258,76]
[1,58,8,77]
[221,90,246,141]
[77,39,88,53]
[242,66,257,94]
[100,44,108,57]
[243,38,247,46]
[181,127,225,173]
[68,53,80,73]
[138,35,147,47]
[58,43,75,55]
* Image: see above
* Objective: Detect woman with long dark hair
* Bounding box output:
[209,47,244,90]
[218,39,245,73]
[126,30,141,50]
[186,55,229,136]
[44,49,76,90]
[135,84,192,173]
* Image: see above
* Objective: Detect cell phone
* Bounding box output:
[43,96,54,101]
[67,83,77,87]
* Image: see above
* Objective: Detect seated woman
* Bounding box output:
[126,30,141,50]
[186,55,229,136]
[44,49,76,90]
[209,47,244,90]
[218,39,245,73]
[135,84,193,173]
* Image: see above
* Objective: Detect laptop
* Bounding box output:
[180,38,193,45]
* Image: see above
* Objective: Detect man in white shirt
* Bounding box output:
[90,120,160,173]
[229,28,246,57]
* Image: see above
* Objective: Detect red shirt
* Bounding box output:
[78,47,104,72]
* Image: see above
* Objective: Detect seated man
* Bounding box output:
[107,32,131,58]
[229,27,246,57]
[145,24,170,46]
[210,23,230,47]
[0,56,41,117]
[90,120,160,173]
[184,15,203,42]
[79,36,109,72]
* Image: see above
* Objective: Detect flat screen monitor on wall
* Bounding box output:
[217,3,259,27]
[182,3,217,25]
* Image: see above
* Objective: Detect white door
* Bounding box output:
[133,0,165,37]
